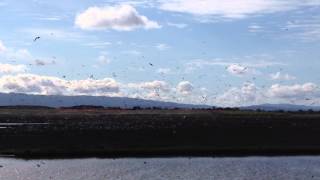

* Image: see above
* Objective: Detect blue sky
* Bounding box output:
[0,0,320,107]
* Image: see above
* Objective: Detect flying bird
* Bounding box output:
[33,36,40,42]
[149,63,153,66]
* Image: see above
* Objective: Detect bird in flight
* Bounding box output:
[34,36,40,42]
[149,63,153,66]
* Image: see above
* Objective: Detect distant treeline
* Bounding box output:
[0,105,54,109]
[0,105,319,113]
[60,105,217,110]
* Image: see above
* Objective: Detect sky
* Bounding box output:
[0,0,320,107]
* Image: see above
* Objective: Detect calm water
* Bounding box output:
[1,156,320,180]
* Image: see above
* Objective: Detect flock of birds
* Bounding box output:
[27,34,318,106]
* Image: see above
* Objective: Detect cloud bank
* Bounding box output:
[159,0,320,19]
[0,74,120,96]
[0,63,27,74]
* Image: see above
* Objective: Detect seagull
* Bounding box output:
[34,36,40,42]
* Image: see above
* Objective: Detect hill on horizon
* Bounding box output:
[241,103,320,111]
[0,93,211,109]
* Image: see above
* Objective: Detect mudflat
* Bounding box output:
[1,108,320,157]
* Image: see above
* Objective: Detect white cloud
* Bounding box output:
[75,4,161,31]
[97,55,111,65]
[248,24,263,32]
[155,43,170,51]
[36,17,62,21]
[185,59,230,71]
[213,82,320,106]
[226,64,249,76]
[167,22,188,28]
[0,74,120,96]
[157,68,172,75]
[126,80,172,101]
[2,49,33,61]
[0,64,27,74]
[83,42,112,49]
[215,82,262,106]
[269,83,318,98]
[270,72,296,80]
[128,80,170,92]
[69,78,119,95]
[159,0,320,19]
[0,41,6,52]
[177,81,194,95]
[185,58,284,72]
[0,72,319,106]
[11,49,33,60]
[284,15,320,42]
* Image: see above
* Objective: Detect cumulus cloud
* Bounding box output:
[177,81,194,95]
[213,82,320,106]
[226,64,249,76]
[0,63,27,74]
[0,41,6,52]
[75,4,161,31]
[216,82,262,106]
[270,72,296,80]
[0,74,120,96]
[159,0,320,19]
[69,78,119,95]
[128,80,170,92]
[126,80,172,101]
[1,72,319,106]
[269,83,318,98]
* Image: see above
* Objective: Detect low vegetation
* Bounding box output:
[1,106,320,157]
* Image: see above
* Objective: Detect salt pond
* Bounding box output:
[1,156,319,180]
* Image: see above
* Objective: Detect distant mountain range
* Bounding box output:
[0,93,210,109]
[0,93,319,111]
[241,104,320,111]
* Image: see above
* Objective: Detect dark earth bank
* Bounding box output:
[1,108,320,158]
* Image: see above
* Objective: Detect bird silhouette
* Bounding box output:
[34,36,40,42]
